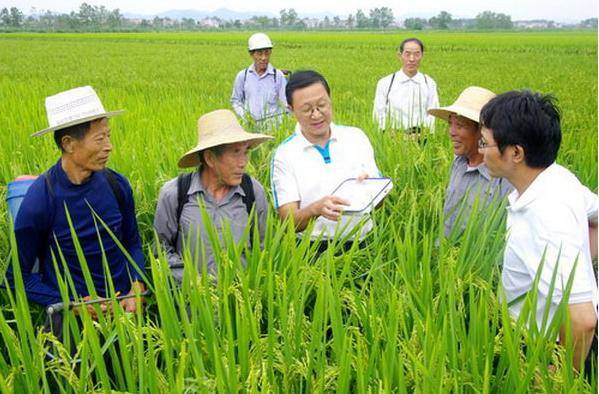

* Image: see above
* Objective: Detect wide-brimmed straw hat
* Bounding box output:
[178,109,273,168]
[428,86,496,124]
[32,86,124,137]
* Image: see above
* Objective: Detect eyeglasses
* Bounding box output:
[298,101,331,117]
[478,138,497,149]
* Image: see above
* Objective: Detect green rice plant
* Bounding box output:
[0,31,596,392]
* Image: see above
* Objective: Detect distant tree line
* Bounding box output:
[0,4,596,32]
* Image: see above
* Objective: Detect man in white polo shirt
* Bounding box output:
[271,70,380,251]
[479,90,598,372]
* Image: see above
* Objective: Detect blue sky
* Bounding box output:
[1,0,596,22]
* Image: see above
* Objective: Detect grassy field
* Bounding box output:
[0,31,597,392]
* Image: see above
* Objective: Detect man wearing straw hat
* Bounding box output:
[231,32,288,127]
[154,109,272,282]
[9,86,146,319]
[428,86,512,238]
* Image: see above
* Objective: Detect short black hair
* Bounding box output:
[285,70,331,107]
[399,38,424,53]
[480,90,561,168]
[53,121,91,152]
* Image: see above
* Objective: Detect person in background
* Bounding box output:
[231,32,288,127]
[373,37,439,134]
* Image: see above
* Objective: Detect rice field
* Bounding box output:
[0,31,597,392]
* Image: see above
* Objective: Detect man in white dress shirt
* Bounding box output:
[373,37,439,133]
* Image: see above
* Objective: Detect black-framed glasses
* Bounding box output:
[478,138,497,149]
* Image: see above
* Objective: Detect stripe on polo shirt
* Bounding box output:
[312,140,332,164]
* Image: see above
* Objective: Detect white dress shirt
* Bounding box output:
[373,69,439,131]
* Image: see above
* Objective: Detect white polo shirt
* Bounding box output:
[270,123,381,240]
[502,163,598,331]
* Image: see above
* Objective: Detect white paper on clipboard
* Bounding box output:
[331,177,393,214]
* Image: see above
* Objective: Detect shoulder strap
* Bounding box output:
[174,172,193,245]
[424,74,428,87]
[242,67,249,102]
[240,173,256,248]
[103,168,126,216]
[385,72,397,107]
[273,67,277,83]
[240,174,255,214]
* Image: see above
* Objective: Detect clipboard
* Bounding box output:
[331,177,393,214]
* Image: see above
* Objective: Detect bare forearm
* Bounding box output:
[279,203,317,232]
[560,302,597,371]
[589,220,597,261]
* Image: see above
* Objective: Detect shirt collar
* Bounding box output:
[455,155,492,181]
[187,170,246,198]
[397,69,425,84]
[294,122,338,150]
[508,163,556,212]
[248,63,274,76]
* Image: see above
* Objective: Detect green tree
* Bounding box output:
[0,8,10,26]
[107,9,123,29]
[475,11,513,29]
[356,9,370,28]
[346,14,355,29]
[10,7,24,27]
[429,11,452,29]
[370,7,394,29]
[580,18,597,28]
[404,17,426,30]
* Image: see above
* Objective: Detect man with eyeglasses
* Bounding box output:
[428,86,512,238]
[231,32,288,127]
[270,70,381,253]
[479,90,597,374]
[373,37,439,134]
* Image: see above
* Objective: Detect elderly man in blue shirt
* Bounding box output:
[230,32,288,127]
[8,86,146,320]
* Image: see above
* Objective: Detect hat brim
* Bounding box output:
[31,109,125,137]
[427,105,481,124]
[178,131,274,168]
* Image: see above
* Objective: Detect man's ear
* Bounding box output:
[204,150,216,169]
[511,144,526,164]
[62,135,75,154]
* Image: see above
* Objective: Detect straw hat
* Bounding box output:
[428,86,496,124]
[178,109,273,168]
[33,86,124,137]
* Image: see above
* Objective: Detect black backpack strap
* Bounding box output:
[240,174,256,247]
[174,172,193,245]
[273,67,277,84]
[103,168,126,216]
[240,174,255,214]
[242,67,249,102]
[385,72,397,107]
